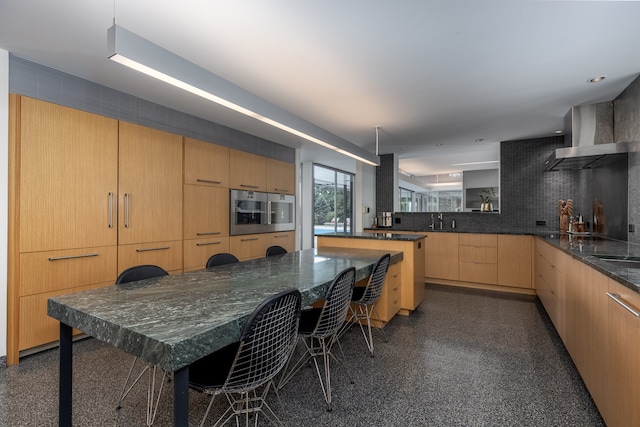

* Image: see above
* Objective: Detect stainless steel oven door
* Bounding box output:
[268,193,295,232]
[230,190,268,235]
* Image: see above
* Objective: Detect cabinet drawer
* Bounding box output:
[459,245,497,263]
[20,246,117,296]
[19,281,112,351]
[459,261,498,284]
[267,232,295,252]
[459,233,497,247]
[118,240,183,274]
[230,234,267,261]
[183,237,230,271]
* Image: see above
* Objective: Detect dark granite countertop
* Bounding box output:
[318,231,427,241]
[47,247,402,372]
[537,234,640,294]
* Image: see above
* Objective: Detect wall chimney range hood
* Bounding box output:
[544,101,638,171]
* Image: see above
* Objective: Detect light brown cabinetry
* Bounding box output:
[497,235,533,288]
[184,137,229,187]
[458,233,497,284]
[605,279,640,426]
[11,96,119,360]
[533,237,640,427]
[118,122,183,249]
[229,149,267,191]
[183,237,230,272]
[534,239,564,331]
[230,234,267,261]
[266,158,295,194]
[267,231,295,253]
[424,232,459,280]
[370,262,402,326]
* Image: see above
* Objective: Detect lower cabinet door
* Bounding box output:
[19,281,112,351]
[183,237,230,272]
[230,234,266,261]
[118,240,183,274]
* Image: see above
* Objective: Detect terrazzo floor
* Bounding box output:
[0,284,604,426]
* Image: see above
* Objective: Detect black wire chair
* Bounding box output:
[114,265,169,426]
[206,253,239,268]
[189,288,301,427]
[278,267,355,411]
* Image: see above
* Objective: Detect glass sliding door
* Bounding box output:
[313,164,354,245]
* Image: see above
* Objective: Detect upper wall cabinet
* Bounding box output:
[19,97,119,252]
[266,158,295,195]
[118,122,183,245]
[184,137,229,187]
[229,149,267,191]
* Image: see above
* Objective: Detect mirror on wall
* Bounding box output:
[399,169,499,213]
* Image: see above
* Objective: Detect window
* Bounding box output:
[399,187,414,212]
[313,165,354,244]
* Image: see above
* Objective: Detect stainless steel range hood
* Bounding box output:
[544,101,638,171]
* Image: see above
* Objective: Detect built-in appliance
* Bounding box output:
[230,189,295,235]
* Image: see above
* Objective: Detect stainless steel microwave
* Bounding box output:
[230,190,295,235]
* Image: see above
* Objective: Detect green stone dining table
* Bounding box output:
[48,247,402,427]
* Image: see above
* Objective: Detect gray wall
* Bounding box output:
[614,75,640,244]
[9,55,294,163]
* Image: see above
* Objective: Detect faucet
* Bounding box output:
[438,213,443,230]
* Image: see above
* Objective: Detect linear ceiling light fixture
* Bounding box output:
[107,25,379,166]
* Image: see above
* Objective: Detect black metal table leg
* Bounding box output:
[173,366,189,427]
[59,323,72,427]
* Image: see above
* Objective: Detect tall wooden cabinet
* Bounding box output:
[117,122,183,273]
[183,138,230,271]
[11,96,119,359]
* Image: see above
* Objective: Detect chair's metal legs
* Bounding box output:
[352,303,387,356]
[116,356,168,426]
[279,336,353,412]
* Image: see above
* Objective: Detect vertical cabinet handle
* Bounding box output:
[124,193,130,228]
[108,192,114,228]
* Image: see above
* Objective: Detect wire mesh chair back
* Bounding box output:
[223,288,301,395]
[206,253,239,268]
[115,265,168,284]
[310,267,355,339]
[354,253,390,305]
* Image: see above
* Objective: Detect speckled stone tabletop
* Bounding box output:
[48,247,402,372]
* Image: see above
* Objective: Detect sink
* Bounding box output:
[593,254,640,269]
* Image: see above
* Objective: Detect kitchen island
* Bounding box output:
[316,232,426,318]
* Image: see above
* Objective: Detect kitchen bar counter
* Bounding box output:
[317,232,426,315]
[322,231,428,241]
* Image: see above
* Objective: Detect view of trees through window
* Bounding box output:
[313,165,353,240]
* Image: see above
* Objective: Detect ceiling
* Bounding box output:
[2,1,640,176]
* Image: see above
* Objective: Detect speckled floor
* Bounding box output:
[0,284,604,426]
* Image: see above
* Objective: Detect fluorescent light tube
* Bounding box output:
[107,25,379,166]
